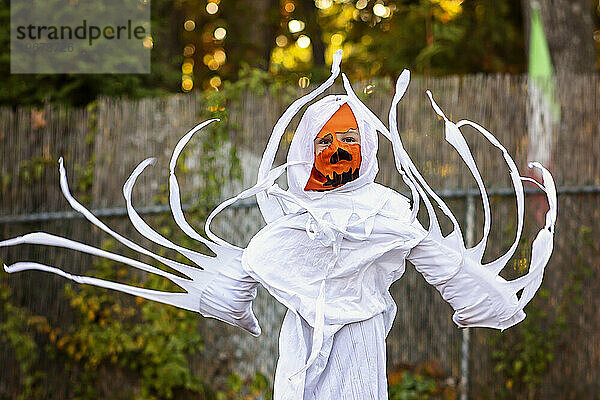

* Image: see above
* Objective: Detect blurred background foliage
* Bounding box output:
[2,0,584,107]
[2,0,598,107]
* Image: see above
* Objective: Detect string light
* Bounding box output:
[182,61,193,74]
[142,36,153,49]
[182,77,193,91]
[373,4,391,18]
[356,0,368,10]
[183,44,196,57]
[315,0,332,9]
[213,49,226,64]
[330,33,343,46]
[208,59,220,70]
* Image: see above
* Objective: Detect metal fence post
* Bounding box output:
[460,193,475,400]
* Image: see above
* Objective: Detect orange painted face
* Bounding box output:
[304,103,362,191]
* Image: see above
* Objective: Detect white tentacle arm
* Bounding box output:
[398,83,557,330]
[1,121,262,336]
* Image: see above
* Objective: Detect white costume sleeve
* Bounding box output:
[406,229,527,330]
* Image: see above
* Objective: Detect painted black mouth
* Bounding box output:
[322,168,360,188]
[329,148,353,164]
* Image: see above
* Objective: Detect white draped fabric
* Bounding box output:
[275,310,388,400]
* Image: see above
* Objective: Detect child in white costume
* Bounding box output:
[1,51,556,399]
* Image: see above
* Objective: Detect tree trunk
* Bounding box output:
[522,0,597,73]
[247,0,279,70]
[298,0,326,67]
[223,0,279,71]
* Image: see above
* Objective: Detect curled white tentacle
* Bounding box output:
[168,119,224,253]
[417,92,557,327]
[122,157,218,278]
[426,91,492,261]
[0,232,190,284]
[57,157,204,278]
[256,49,344,223]
[1,124,261,334]
[344,73,466,254]
[388,70,421,223]
[453,118,526,273]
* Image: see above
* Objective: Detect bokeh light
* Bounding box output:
[206,2,219,14]
[276,35,289,47]
[330,33,343,46]
[436,0,464,18]
[208,59,220,70]
[373,4,391,18]
[356,0,368,10]
[284,2,295,13]
[181,77,193,91]
[142,36,153,49]
[209,76,222,88]
[298,76,310,88]
[183,44,196,57]
[315,0,332,9]
[363,84,375,95]
[214,27,227,40]
[182,61,194,74]
[184,20,196,31]
[213,49,226,64]
[296,35,311,49]
[288,20,305,34]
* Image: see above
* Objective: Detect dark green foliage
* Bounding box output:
[388,372,439,400]
[344,0,526,77]
[214,372,273,400]
[0,283,47,400]
[490,225,593,399]
[387,361,457,400]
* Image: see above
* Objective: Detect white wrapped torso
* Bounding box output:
[242,183,427,399]
[242,183,425,331]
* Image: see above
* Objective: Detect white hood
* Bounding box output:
[286,95,379,200]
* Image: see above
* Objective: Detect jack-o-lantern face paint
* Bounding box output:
[304,103,362,191]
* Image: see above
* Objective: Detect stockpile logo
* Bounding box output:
[11,0,151,74]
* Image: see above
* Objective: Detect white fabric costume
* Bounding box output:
[1,51,557,399]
